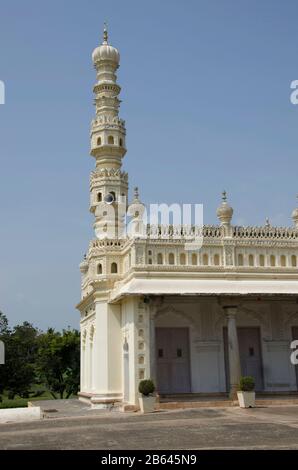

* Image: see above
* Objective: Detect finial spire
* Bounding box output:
[103,22,108,44]
[265,217,270,227]
[134,187,139,199]
[222,190,227,202]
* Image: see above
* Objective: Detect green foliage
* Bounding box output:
[138,379,155,396]
[0,320,39,398]
[0,311,80,404]
[0,311,9,335]
[239,376,255,392]
[37,329,80,399]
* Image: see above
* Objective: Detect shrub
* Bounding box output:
[239,376,255,392]
[138,379,155,396]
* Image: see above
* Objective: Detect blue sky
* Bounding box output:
[0,0,297,330]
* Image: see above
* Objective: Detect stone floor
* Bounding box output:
[1,402,298,449]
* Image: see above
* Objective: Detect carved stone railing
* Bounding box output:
[233,226,298,240]
[145,224,222,239]
[90,239,125,250]
[144,224,298,240]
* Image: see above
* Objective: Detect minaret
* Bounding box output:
[90,25,128,239]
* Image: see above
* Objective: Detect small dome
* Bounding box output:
[79,256,88,274]
[216,191,233,224]
[92,26,120,65]
[292,207,298,220]
[128,187,145,217]
[292,196,298,227]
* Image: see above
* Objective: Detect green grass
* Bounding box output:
[0,388,74,409]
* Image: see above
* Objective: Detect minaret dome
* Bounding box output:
[92,24,120,66]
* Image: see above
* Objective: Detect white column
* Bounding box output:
[224,306,241,399]
[88,301,122,407]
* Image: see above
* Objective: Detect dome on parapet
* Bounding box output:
[128,187,145,218]
[216,191,233,225]
[92,25,120,65]
[292,196,298,227]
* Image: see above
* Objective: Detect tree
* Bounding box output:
[0,311,9,398]
[0,311,9,335]
[37,329,80,399]
[2,322,39,399]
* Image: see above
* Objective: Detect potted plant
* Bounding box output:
[237,376,256,408]
[138,379,156,413]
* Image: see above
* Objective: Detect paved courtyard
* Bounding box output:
[1,403,298,449]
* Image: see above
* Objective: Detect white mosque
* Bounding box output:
[77,28,298,409]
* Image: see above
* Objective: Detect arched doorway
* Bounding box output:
[155,306,193,394]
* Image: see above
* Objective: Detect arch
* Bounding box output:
[214,254,220,266]
[283,310,298,329]
[97,263,103,274]
[119,138,123,147]
[89,324,95,341]
[97,136,102,146]
[108,135,114,144]
[157,253,163,265]
[292,255,297,267]
[97,192,102,202]
[239,305,271,336]
[82,329,87,345]
[111,262,118,273]
[154,304,198,332]
[191,253,197,265]
[259,254,265,267]
[270,255,276,267]
[280,255,286,267]
[238,253,244,266]
[180,253,186,265]
[248,254,254,267]
[168,253,175,265]
[202,253,209,266]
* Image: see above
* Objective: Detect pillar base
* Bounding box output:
[78,392,123,409]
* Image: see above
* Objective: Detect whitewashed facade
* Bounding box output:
[77,29,298,408]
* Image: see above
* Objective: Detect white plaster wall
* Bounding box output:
[90,301,122,396]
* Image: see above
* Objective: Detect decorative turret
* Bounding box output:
[79,254,88,275]
[292,195,298,228]
[127,187,146,238]
[216,191,233,226]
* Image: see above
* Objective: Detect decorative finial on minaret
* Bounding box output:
[103,22,108,44]
[216,190,233,226]
[265,217,270,227]
[292,195,298,228]
[134,187,139,199]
